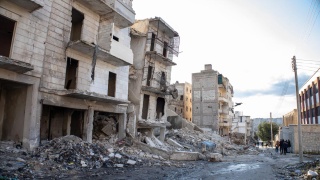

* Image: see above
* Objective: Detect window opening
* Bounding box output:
[163,41,168,57]
[70,8,84,41]
[142,94,149,119]
[65,58,78,89]
[113,35,119,42]
[150,33,155,51]
[0,15,15,57]
[108,72,116,97]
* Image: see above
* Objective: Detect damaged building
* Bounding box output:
[128,17,180,141]
[168,82,192,121]
[192,64,234,135]
[0,0,135,150]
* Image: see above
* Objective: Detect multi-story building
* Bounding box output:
[0,0,135,149]
[129,17,180,141]
[169,82,192,121]
[232,111,252,137]
[283,109,298,126]
[192,64,234,134]
[299,70,320,124]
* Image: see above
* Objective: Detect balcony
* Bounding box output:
[0,56,34,73]
[218,108,229,114]
[141,86,169,96]
[10,0,43,12]
[218,95,228,103]
[76,0,135,28]
[219,119,231,127]
[145,51,176,66]
[67,40,132,66]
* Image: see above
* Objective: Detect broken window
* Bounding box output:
[108,72,116,97]
[150,33,156,51]
[160,72,166,90]
[142,94,150,119]
[70,111,84,138]
[70,8,84,41]
[147,66,153,86]
[65,58,78,90]
[156,97,165,119]
[0,14,15,57]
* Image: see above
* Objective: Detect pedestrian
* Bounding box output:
[280,139,284,155]
[275,140,279,153]
[283,140,288,155]
[287,140,291,153]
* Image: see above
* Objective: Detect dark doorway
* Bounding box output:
[0,14,15,57]
[156,97,165,119]
[150,33,156,51]
[163,41,168,57]
[65,58,78,89]
[142,94,150,119]
[70,111,84,138]
[70,8,84,41]
[147,66,153,86]
[108,72,116,97]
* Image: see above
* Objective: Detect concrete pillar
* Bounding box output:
[83,106,94,143]
[118,113,126,140]
[159,127,165,142]
[63,110,72,136]
[23,79,41,150]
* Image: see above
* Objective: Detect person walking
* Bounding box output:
[279,139,284,155]
[275,140,279,153]
[283,140,288,155]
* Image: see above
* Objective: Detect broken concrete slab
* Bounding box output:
[169,151,200,161]
[167,138,183,149]
[135,141,170,159]
[145,137,156,147]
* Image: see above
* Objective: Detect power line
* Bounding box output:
[296,59,320,62]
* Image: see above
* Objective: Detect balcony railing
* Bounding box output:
[76,0,135,28]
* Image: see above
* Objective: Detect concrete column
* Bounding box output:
[63,110,72,136]
[84,106,94,143]
[23,79,41,150]
[118,113,126,140]
[159,127,165,142]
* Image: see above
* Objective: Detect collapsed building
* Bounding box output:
[128,17,180,141]
[0,0,135,150]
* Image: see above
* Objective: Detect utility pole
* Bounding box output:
[270,112,273,147]
[292,55,303,163]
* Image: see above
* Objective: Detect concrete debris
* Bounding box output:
[167,138,184,149]
[206,153,223,162]
[170,151,200,161]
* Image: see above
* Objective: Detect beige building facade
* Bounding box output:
[169,82,192,121]
[0,0,135,149]
[129,17,180,141]
[283,109,298,126]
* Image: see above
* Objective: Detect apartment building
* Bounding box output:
[129,17,180,141]
[192,64,234,134]
[0,0,135,149]
[299,70,320,124]
[232,111,252,137]
[168,82,192,121]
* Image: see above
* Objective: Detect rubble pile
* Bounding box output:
[93,114,118,143]
[33,135,141,169]
[277,159,320,179]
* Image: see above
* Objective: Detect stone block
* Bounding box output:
[170,151,200,161]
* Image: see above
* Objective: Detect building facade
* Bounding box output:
[299,70,320,124]
[232,111,252,137]
[192,64,234,134]
[129,17,180,141]
[283,109,298,126]
[0,0,135,149]
[168,82,192,121]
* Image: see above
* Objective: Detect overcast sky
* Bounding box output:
[132,0,320,118]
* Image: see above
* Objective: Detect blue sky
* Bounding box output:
[132,0,320,118]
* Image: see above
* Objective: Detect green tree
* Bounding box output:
[257,121,279,141]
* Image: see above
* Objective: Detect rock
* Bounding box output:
[109,153,115,157]
[114,164,124,168]
[115,153,122,159]
[145,137,156,147]
[16,157,26,162]
[81,160,87,167]
[206,153,223,162]
[170,151,200,161]
[126,160,136,165]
